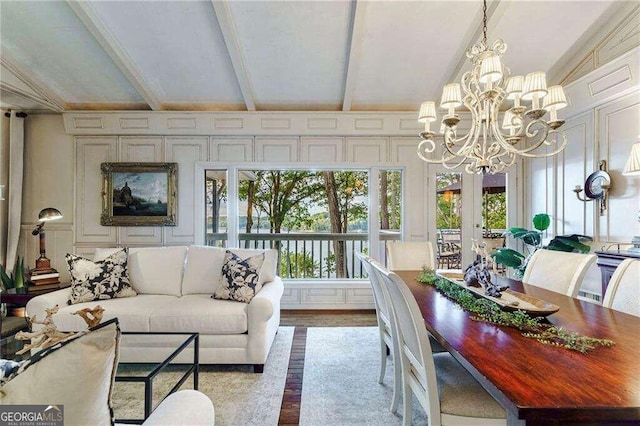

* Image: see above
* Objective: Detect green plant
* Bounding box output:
[417,273,614,353]
[491,213,592,278]
[0,256,26,292]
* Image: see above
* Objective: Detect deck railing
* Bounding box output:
[205,231,400,279]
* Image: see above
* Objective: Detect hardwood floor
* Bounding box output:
[278,310,377,425]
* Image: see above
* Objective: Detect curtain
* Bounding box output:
[2,111,25,273]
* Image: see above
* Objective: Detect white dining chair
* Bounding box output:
[356,252,402,413]
[602,259,640,317]
[371,262,506,426]
[386,241,436,271]
[522,249,597,298]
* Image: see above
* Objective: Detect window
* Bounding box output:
[200,165,403,280]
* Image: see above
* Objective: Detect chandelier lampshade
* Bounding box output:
[479,55,502,84]
[417,0,568,174]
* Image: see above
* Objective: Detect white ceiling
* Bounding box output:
[0,0,629,113]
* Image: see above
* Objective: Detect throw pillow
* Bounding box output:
[66,248,137,305]
[213,250,265,303]
[0,318,121,426]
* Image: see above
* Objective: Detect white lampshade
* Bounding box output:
[440,84,463,109]
[521,72,548,101]
[418,101,437,123]
[505,76,524,100]
[502,110,518,130]
[623,142,640,176]
[543,86,568,111]
[479,55,502,84]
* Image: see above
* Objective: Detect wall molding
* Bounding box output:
[563,47,640,120]
[62,111,422,136]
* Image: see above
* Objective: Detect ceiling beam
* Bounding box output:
[66,0,162,111]
[210,0,256,111]
[0,52,67,112]
[341,0,367,112]
[436,0,507,101]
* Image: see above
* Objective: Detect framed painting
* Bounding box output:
[100,162,177,226]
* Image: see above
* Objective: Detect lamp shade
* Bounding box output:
[543,85,568,111]
[502,110,518,130]
[623,143,640,176]
[505,76,524,100]
[521,72,548,101]
[440,84,463,109]
[418,101,437,123]
[479,55,503,84]
[38,207,63,222]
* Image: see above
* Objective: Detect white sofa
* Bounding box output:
[26,245,284,372]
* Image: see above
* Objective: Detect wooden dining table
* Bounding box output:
[394,270,640,425]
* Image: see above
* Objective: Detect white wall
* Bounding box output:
[525,47,640,298]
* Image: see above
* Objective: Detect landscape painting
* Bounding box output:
[101,162,177,226]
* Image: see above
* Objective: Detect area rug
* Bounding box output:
[112,326,293,426]
[299,326,427,425]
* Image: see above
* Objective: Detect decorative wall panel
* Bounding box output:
[165,137,208,244]
[75,137,117,243]
[255,137,298,162]
[300,137,344,162]
[346,137,387,163]
[210,137,253,162]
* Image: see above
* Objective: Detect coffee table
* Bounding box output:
[115,332,199,424]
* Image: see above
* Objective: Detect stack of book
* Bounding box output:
[28,269,61,294]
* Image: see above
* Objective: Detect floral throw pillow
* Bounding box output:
[66,248,137,305]
[213,250,265,303]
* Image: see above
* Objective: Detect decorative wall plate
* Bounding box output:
[584,169,611,200]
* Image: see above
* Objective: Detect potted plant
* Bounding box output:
[491,213,592,278]
[0,256,27,294]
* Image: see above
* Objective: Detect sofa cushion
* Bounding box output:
[182,246,278,295]
[214,250,265,303]
[182,245,226,295]
[0,319,120,426]
[149,294,248,334]
[66,248,137,305]
[52,295,178,332]
[95,246,187,296]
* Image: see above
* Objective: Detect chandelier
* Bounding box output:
[417,0,568,175]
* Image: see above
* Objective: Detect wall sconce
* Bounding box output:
[31,207,63,271]
[573,160,611,216]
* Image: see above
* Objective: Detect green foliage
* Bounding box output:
[492,213,592,277]
[532,213,551,231]
[0,256,26,291]
[280,250,318,278]
[417,274,614,354]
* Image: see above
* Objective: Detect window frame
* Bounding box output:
[194,162,405,272]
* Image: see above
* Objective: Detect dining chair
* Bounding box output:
[371,262,506,426]
[386,241,436,271]
[602,259,640,317]
[355,251,402,413]
[522,249,597,298]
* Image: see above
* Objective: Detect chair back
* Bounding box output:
[602,259,640,317]
[356,252,391,322]
[371,261,440,422]
[386,241,436,270]
[522,249,596,297]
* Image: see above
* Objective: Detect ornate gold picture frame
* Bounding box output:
[100,162,177,226]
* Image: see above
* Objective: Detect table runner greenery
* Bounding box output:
[417,269,614,354]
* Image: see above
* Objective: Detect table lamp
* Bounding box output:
[31,207,63,271]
